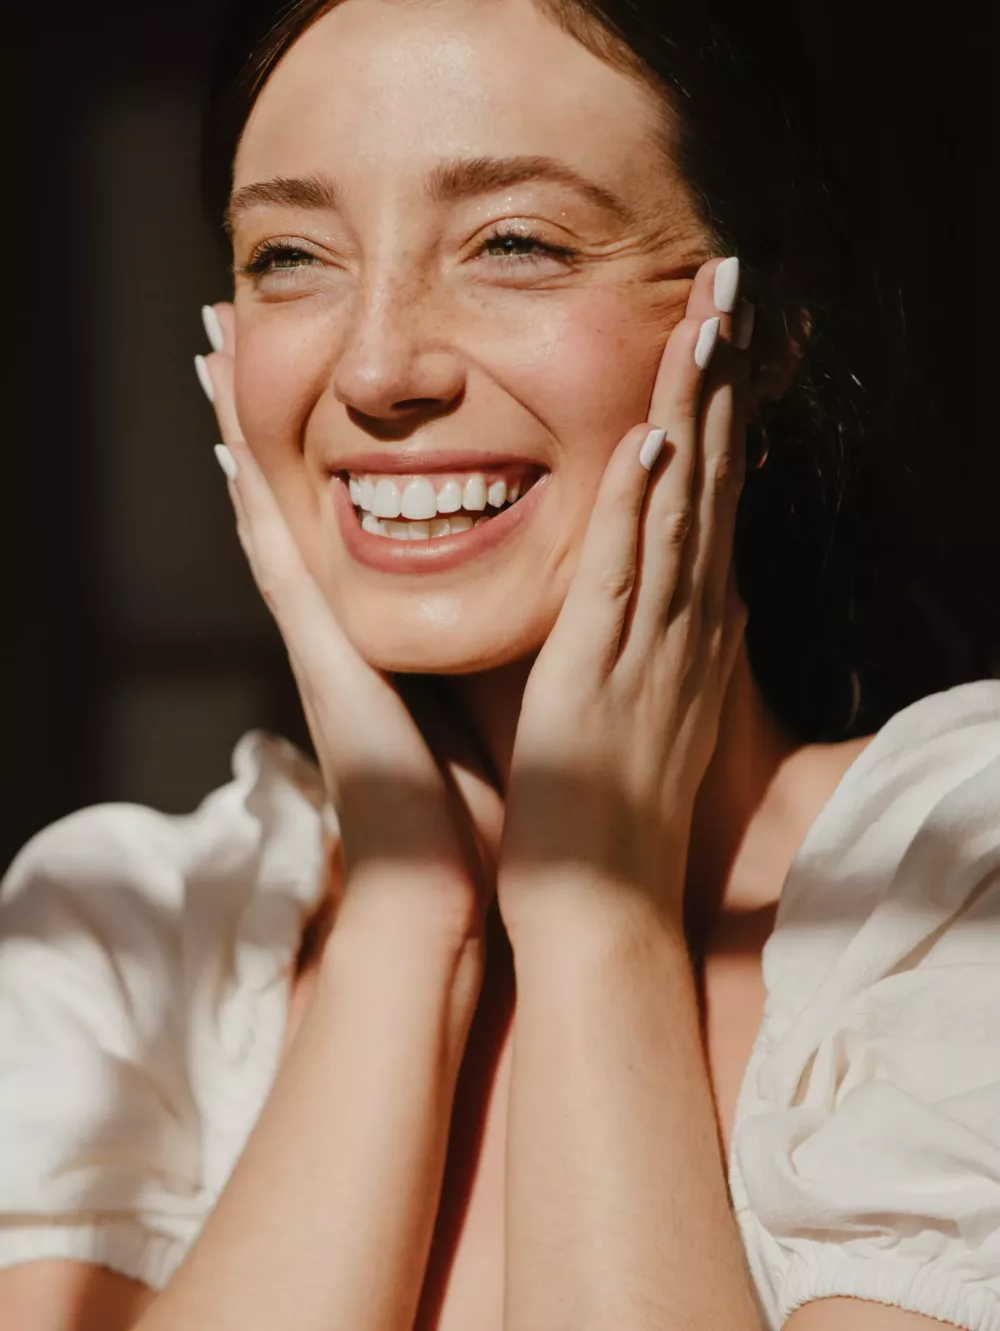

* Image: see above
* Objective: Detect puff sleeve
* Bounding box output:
[730,680,1000,1330]
[0,731,328,1290]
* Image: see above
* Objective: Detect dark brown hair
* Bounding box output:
[201,0,973,742]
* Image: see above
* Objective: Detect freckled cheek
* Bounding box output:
[233,318,330,468]
[482,300,667,470]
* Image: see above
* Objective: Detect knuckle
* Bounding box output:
[663,505,694,549]
[709,454,744,504]
[256,563,296,608]
[595,565,636,601]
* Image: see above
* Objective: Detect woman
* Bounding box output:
[1,0,998,1328]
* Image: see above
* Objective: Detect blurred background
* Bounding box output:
[3,1,996,871]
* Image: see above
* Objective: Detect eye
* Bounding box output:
[476,225,576,267]
[237,240,321,282]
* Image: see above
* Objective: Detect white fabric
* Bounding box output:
[730,679,1000,1329]
[1,681,999,1329]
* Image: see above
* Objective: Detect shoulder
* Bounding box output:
[765,678,1000,1005]
[732,681,1000,1329]
[1,727,330,949]
[0,729,330,1290]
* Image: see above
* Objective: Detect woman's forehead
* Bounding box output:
[235,0,671,198]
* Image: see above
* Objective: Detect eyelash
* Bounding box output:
[238,226,575,281]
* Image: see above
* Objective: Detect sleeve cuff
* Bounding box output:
[781,1254,1000,1330]
[0,1221,186,1291]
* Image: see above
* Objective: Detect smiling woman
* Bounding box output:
[1,2,998,1331]
[201,0,875,734]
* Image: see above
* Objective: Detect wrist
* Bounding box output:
[499,867,686,960]
[333,863,488,955]
[319,895,486,1031]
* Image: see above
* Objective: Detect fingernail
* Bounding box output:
[713,256,740,314]
[194,354,215,403]
[201,304,224,353]
[733,300,755,351]
[694,316,721,369]
[638,427,667,472]
[214,443,238,481]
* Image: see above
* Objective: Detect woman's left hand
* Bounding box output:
[497,256,751,940]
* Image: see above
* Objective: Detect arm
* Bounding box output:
[0,912,482,1331]
[135,916,482,1331]
[495,249,983,1331]
[0,1262,155,1331]
[505,901,759,1331]
[505,917,972,1331]
[134,349,495,1330]
[0,306,500,1331]
[785,1299,962,1329]
[497,255,755,1329]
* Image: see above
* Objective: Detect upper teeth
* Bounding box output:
[348,472,523,520]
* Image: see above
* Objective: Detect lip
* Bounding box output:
[328,448,543,475]
[331,469,550,574]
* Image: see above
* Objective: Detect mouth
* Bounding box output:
[329,460,550,573]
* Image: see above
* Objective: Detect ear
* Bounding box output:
[747,307,810,420]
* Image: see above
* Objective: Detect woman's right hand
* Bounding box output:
[196,305,503,953]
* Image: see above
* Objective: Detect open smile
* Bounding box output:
[330,463,550,573]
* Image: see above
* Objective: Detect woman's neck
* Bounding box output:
[441,656,537,791]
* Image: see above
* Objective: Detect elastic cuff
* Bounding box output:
[0,1222,186,1291]
[782,1254,1000,1331]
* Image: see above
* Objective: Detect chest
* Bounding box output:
[413,910,773,1331]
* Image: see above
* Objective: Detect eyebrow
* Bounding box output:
[225,155,635,232]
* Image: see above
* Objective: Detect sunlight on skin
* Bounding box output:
[785,1297,960,1330]
[228,0,709,674]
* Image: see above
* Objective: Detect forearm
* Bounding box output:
[504,895,760,1331]
[136,915,483,1331]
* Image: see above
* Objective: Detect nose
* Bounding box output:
[330,275,466,433]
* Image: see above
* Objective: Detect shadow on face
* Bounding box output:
[229,0,709,673]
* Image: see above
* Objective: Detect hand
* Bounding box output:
[197,305,504,950]
[496,257,750,937]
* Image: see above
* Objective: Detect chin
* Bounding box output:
[335,594,553,676]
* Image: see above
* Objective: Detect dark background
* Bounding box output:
[3,2,996,871]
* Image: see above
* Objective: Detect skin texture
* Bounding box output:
[229,0,707,672]
[0,2,959,1329]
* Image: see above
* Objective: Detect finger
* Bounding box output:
[693,348,748,632]
[541,422,663,681]
[647,256,737,429]
[720,573,749,690]
[198,355,394,743]
[199,348,244,452]
[618,257,730,660]
[691,273,753,628]
[656,258,751,632]
[210,301,237,354]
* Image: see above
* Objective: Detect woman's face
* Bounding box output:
[230,0,708,672]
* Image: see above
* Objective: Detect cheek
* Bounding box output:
[233,310,340,585]
[476,290,672,483]
[233,311,330,463]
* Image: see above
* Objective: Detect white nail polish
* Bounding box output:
[638,427,667,472]
[214,443,237,480]
[194,354,215,403]
[201,305,224,353]
[733,300,755,350]
[694,316,721,370]
[713,256,740,314]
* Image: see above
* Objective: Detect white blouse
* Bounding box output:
[1,680,999,1329]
